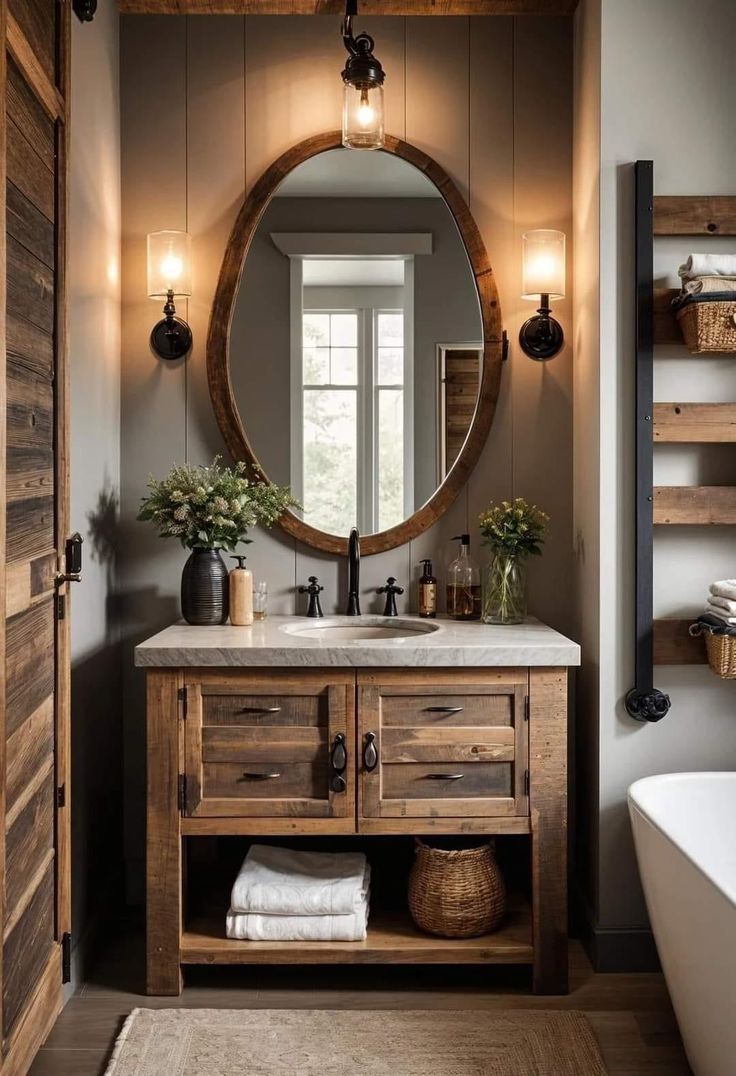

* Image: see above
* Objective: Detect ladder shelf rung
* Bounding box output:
[654,486,736,525]
[654,403,736,442]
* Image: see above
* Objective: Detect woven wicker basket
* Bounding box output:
[704,633,736,679]
[407,839,506,938]
[676,301,736,353]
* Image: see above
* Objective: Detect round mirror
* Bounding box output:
[208,132,503,555]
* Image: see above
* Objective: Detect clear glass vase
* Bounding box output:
[483,554,527,625]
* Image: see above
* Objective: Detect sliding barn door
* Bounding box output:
[0,0,70,1070]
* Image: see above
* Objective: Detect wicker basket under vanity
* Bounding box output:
[676,300,736,354]
[408,839,506,938]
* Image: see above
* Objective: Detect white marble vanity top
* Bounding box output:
[135,615,580,668]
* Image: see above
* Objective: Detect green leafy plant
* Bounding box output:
[478,497,549,558]
[137,457,298,552]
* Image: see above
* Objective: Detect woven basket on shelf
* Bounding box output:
[676,301,736,353]
[689,621,736,679]
[407,839,506,938]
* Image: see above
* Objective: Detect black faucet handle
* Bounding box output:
[376,577,403,617]
[376,576,404,596]
[298,576,324,618]
[299,575,323,595]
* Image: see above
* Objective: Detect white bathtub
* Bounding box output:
[628,772,736,1076]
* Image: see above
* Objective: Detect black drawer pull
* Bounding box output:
[425,773,464,781]
[363,732,378,772]
[329,733,348,794]
[239,771,281,781]
[238,706,282,714]
[425,706,464,714]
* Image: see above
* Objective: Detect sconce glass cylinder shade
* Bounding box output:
[147,230,193,361]
[147,229,192,298]
[521,229,566,300]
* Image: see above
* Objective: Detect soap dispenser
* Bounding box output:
[229,555,253,626]
[418,559,437,619]
[446,534,481,621]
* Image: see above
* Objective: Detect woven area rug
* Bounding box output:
[105,1008,607,1075]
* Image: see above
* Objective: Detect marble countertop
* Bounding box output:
[135,615,580,668]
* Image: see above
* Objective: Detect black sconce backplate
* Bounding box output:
[150,316,193,362]
[518,301,564,361]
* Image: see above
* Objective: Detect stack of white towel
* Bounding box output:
[226,845,370,942]
[678,254,736,298]
[703,580,736,625]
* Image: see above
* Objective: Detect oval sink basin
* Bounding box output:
[280,616,442,643]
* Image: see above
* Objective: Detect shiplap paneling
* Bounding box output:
[120,12,573,893]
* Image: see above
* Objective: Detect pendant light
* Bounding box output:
[341,0,385,150]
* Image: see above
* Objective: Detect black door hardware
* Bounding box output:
[363,732,378,772]
[329,733,348,793]
[55,532,83,587]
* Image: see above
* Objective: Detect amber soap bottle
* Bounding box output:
[418,559,437,618]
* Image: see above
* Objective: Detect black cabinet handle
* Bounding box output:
[424,773,464,781]
[239,772,281,781]
[329,733,347,793]
[238,706,282,714]
[363,732,378,772]
[425,706,464,713]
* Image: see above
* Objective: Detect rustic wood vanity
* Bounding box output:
[137,617,579,997]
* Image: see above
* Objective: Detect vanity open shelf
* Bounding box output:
[138,618,579,996]
[181,902,534,967]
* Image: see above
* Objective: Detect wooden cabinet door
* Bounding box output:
[1,0,71,1069]
[183,670,355,825]
[358,670,529,821]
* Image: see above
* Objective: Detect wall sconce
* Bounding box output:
[147,230,193,361]
[519,229,566,361]
[341,0,385,150]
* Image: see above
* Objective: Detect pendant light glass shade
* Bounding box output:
[342,82,384,149]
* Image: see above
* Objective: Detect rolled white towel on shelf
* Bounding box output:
[708,593,736,615]
[682,276,736,296]
[705,602,736,625]
[710,580,736,602]
[679,254,736,281]
[231,845,370,916]
[226,901,369,942]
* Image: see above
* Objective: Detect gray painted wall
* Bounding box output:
[574,0,736,946]
[69,2,123,982]
[233,195,482,511]
[120,14,573,900]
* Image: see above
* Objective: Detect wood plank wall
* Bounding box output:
[119,14,573,896]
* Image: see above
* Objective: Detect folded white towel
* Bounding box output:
[705,602,736,625]
[679,254,736,280]
[231,845,370,916]
[682,276,736,296]
[710,580,736,602]
[708,594,736,615]
[226,902,369,942]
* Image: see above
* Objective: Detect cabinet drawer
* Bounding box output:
[358,675,528,819]
[182,672,354,821]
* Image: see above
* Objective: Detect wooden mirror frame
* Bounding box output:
[207,130,504,556]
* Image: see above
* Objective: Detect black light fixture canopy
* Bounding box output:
[518,296,565,361]
[341,0,385,90]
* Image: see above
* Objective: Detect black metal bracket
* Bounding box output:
[625,161,671,723]
[73,0,97,22]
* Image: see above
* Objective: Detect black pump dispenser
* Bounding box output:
[231,555,248,569]
[453,534,471,546]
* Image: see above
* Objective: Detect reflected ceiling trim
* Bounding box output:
[118,1,577,15]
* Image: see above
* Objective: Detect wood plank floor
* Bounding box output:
[29,923,691,1075]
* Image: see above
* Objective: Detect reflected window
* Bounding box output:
[296,296,412,535]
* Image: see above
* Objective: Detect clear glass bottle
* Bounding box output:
[446,534,481,621]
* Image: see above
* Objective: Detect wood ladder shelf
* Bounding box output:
[628,164,736,716]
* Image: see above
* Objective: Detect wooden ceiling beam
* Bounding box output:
[118,1,577,16]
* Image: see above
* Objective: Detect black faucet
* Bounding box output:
[346,527,361,616]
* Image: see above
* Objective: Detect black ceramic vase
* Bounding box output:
[181,547,229,625]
